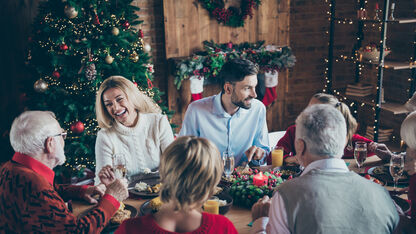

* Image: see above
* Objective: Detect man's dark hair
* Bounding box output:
[219,58,259,90]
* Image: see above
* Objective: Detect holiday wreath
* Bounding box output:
[199,0,262,27]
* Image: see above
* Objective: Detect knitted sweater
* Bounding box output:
[114,212,238,234]
[95,113,174,184]
[0,153,120,233]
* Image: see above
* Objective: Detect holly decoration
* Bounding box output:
[70,121,85,134]
[199,0,261,27]
[228,169,284,208]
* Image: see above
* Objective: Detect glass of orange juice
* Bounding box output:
[272,146,284,168]
[203,196,219,214]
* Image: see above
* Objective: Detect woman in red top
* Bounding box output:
[115,136,238,234]
[268,93,392,165]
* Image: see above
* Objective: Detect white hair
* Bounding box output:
[296,104,347,158]
[9,111,60,158]
[401,111,416,149]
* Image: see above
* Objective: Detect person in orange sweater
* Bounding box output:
[114,136,238,234]
[267,93,392,165]
[0,111,129,233]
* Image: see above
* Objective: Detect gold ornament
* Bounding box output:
[64,5,78,19]
[34,79,48,93]
[105,55,114,64]
[112,27,120,36]
[129,51,139,63]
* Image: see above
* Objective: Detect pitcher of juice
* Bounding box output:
[272,146,284,167]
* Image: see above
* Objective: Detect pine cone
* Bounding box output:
[85,63,97,80]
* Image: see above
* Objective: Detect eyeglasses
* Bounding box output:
[51,131,67,140]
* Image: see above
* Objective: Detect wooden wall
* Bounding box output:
[163,0,291,132]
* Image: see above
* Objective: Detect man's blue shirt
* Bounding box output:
[179,93,270,166]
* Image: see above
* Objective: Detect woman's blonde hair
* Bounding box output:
[95,76,161,129]
[312,93,358,145]
[159,136,223,211]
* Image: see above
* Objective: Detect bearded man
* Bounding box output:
[0,111,128,233]
[179,58,269,166]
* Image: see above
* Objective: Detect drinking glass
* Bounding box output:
[112,153,127,179]
[354,141,367,169]
[222,152,235,179]
[271,146,284,168]
[390,153,404,191]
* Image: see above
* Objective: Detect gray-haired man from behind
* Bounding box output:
[251,104,399,234]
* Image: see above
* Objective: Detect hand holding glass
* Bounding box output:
[112,154,127,179]
[389,153,404,191]
[222,152,235,179]
[354,141,367,169]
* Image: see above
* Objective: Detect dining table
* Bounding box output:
[71,156,408,234]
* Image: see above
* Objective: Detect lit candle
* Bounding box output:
[253,172,268,187]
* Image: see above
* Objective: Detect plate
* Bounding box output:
[391,195,411,214]
[139,200,154,216]
[368,166,409,186]
[273,165,302,179]
[78,204,137,232]
[128,175,160,198]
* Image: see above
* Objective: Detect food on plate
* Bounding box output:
[363,174,383,185]
[110,202,131,224]
[149,197,163,212]
[235,165,251,175]
[147,183,161,193]
[143,168,151,174]
[213,186,223,195]
[218,199,227,207]
[134,182,148,192]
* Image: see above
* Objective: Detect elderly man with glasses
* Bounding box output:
[0,111,128,233]
[251,104,399,234]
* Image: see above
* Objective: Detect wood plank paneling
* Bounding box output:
[163,0,290,132]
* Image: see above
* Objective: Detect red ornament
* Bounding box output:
[70,121,85,134]
[138,29,144,38]
[52,71,60,78]
[226,42,233,49]
[93,14,100,25]
[122,21,130,29]
[133,82,138,87]
[60,44,68,51]
[147,78,154,89]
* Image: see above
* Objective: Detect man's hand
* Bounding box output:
[368,142,392,161]
[405,159,416,176]
[105,178,129,202]
[98,165,115,186]
[83,183,106,204]
[246,146,265,162]
[251,195,271,221]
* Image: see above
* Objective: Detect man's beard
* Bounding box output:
[231,92,253,109]
[54,140,66,166]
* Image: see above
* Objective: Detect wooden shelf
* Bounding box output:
[338,92,409,115]
[387,18,416,24]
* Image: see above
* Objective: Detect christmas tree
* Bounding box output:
[25,0,172,181]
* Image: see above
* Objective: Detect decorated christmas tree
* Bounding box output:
[25,0,172,181]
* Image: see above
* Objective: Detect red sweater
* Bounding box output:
[267,125,375,164]
[115,212,238,234]
[0,152,120,233]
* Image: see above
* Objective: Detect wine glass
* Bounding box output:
[222,152,235,179]
[354,141,367,169]
[389,153,404,191]
[112,153,127,180]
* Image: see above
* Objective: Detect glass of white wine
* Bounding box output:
[389,153,404,191]
[222,152,235,179]
[112,153,127,180]
[354,141,367,169]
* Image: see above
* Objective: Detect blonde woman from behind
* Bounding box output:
[115,136,238,234]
